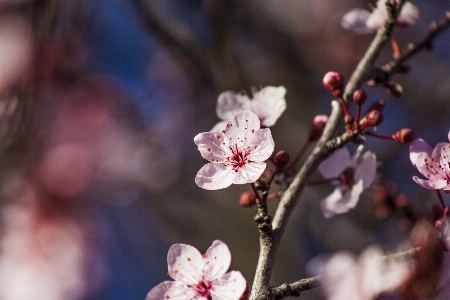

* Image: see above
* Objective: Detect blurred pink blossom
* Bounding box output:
[318,145,376,218]
[212,86,286,132]
[146,240,247,300]
[341,0,419,34]
[195,110,274,190]
[310,246,411,300]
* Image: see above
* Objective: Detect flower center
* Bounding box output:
[230,149,249,171]
[340,167,355,187]
[195,280,212,299]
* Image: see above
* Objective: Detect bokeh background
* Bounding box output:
[0,0,449,299]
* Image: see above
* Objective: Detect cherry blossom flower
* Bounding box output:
[309,246,411,300]
[318,145,376,218]
[211,86,286,132]
[409,133,450,190]
[341,0,419,34]
[146,240,247,300]
[195,110,275,190]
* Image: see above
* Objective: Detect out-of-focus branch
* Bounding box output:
[374,11,450,84]
[250,2,405,299]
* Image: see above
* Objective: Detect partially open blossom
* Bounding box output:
[341,0,419,34]
[309,115,329,142]
[195,110,275,190]
[318,145,376,218]
[309,246,411,300]
[322,72,344,98]
[146,240,247,300]
[409,132,450,190]
[212,86,286,131]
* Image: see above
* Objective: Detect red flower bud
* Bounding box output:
[364,110,384,127]
[308,115,328,141]
[353,89,367,105]
[239,192,257,207]
[393,128,415,144]
[274,150,290,168]
[322,72,344,98]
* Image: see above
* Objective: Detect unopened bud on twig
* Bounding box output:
[364,110,384,127]
[308,115,328,141]
[393,128,415,144]
[344,115,354,125]
[239,192,257,207]
[322,72,344,98]
[353,89,367,105]
[274,150,290,168]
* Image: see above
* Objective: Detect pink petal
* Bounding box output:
[167,244,205,285]
[210,271,247,300]
[195,132,231,163]
[341,8,374,34]
[247,128,275,162]
[232,161,266,184]
[346,180,364,209]
[250,86,286,127]
[195,164,233,190]
[412,176,449,190]
[320,188,345,218]
[320,181,364,218]
[225,110,261,150]
[409,138,432,168]
[366,0,388,30]
[354,150,376,189]
[398,2,419,26]
[147,281,195,300]
[216,91,250,122]
[203,240,231,280]
[318,147,351,180]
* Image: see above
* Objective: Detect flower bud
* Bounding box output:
[308,115,328,141]
[239,192,257,207]
[364,110,384,127]
[274,150,290,168]
[322,72,344,98]
[393,128,415,144]
[353,89,367,105]
[344,114,354,125]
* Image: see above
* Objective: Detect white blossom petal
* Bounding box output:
[146,281,195,300]
[196,163,234,190]
[412,176,449,190]
[354,150,376,189]
[167,244,204,285]
[211,271,247,300]
[398,2,419,26]
[318,148,351,180]
[409,138,433,168]
[231,161,266,184]
[250,86,286,127]
[194,132,231,163]
[211,121,229,133]
[216,91,250,122]
[203,240,231,280]
[341,8,374,34]
[247,128,275,162]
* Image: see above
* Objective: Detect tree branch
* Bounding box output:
[249,2,405,299]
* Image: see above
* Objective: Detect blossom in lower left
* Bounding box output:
[146,240,247,300]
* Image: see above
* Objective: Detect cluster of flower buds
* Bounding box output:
[322,71,415,144]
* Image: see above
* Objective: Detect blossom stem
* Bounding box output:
[288,140,312,170]
[355,104,362,123]
[339,98,351,117]
[435,190,446,211]
[363,130,395,140]
[251,182,261,200]
[267,167,280,186]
